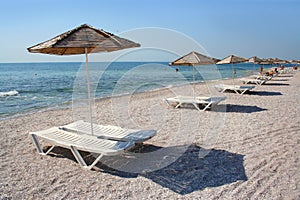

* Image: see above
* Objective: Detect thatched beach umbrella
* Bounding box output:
[259,59,273,65]
[28,24,140,55]
[169,51,219,96]
[247,56,263,72]
[290,60,299,64]
[27,24,140,135]
[272,58,290,65]
[216,54,246,65]
[169,51,219,81]
[216,55,247,84]
[248,56,263,64]
[290,60,300,66]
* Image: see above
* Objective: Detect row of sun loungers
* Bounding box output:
[30,69,296,170]
[240,71,279,85]
[27,79,270,170]
[278,68,295,74]
[31,95,229,169]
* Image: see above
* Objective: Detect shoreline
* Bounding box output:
[1,61,282,121]
[0,71,255,122]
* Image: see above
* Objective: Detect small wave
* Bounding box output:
[0,90,19,97]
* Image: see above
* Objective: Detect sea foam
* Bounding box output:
[0,90,19,97]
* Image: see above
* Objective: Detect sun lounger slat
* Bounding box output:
[60,120,156,143]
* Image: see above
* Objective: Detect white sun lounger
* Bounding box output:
[240,78,268,85]
[279,68,294,74]
[214,84,255,95]
[60,120,157,143]
[165,96,226,111]
[250,74,273,80]
[30,127,135,170]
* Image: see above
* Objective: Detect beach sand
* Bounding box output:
[0,72,299,199]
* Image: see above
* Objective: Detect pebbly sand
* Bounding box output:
[0,72,299,199]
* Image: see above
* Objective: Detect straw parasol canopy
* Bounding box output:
[271,58,290,65]
[246,56,264,74]
[216,55,247,85]
[247,56,263,64]
[169,51,219,66]
[169,51,219,97]
[27,24,140,55]
[216,55,247,65]
[258,58,273,65]
[27,24,140,135]
[290,59,300,64]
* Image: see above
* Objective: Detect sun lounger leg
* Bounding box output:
[70,146,103,170]
[45,145,55,155]
[233,89,240,94]
[240,89,247,95]
[202,102,212,111]
[70,146,88,167]
[175,102,182,109]
[164,99,171,106]
[30,134,55,155]
[31,134,43,154]
[86,154,104,170]
[193,103,201,111]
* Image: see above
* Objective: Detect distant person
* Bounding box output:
[175,68,179,72]
[260,67,263,74]
[293,66,298,70]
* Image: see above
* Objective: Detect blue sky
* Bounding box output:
[0,0,299,62]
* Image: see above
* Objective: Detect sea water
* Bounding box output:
[0,62,265,120]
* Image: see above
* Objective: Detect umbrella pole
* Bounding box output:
[85,48,94,135]
[232,63,235,86]
[192,65,195,98]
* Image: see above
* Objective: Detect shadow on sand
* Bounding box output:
[213,104,267,113]
[248,91,283,96]
[139,145,247,194]
[264,83,290,86]
[271,78,289,81]
[277,75,293,78]
[46,144,247,195]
